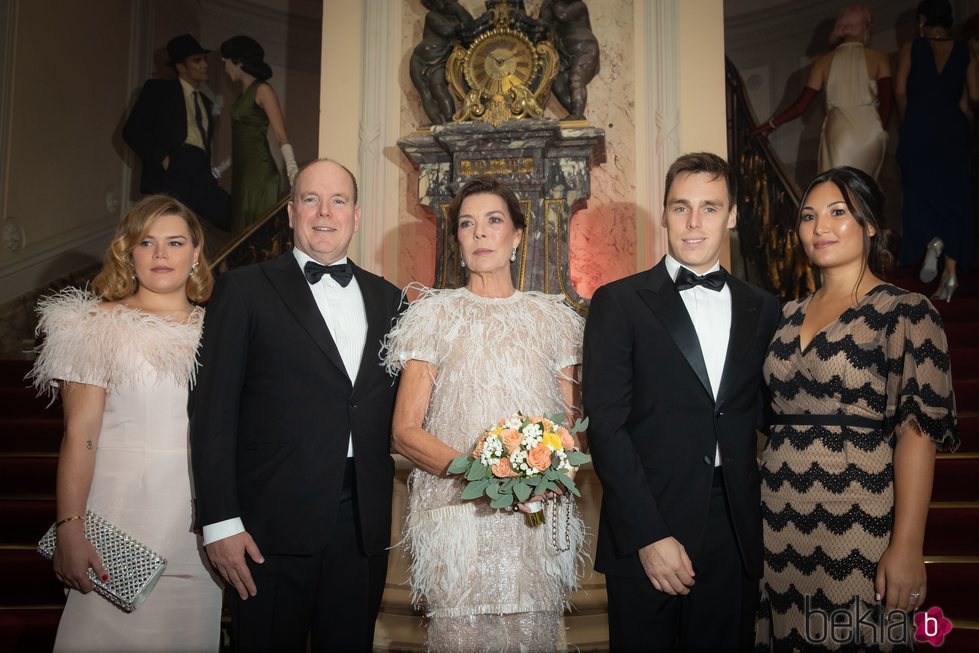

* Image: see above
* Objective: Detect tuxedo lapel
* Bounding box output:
[715,278,762,406]
[351,264,389,396]
[637,261,713,400]
[263,253,349,381]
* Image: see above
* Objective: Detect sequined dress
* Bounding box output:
[755,285,958,652]
[30,289,222,652]
[383,286,586,652]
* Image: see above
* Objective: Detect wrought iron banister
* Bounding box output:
[726,57,816,301]
[209,194,292,277]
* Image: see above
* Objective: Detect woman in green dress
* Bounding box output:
[220,36,298,235]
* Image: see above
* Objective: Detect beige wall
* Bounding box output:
[0,0,135,302]
[323,0,731,294]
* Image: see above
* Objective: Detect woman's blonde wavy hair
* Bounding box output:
[91,194,213,303]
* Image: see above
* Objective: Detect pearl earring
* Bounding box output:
[189,261,199,277]
[510,248,517,262]
[460,258,466,268]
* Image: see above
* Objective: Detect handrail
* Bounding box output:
[726,57,817,301]
[209,193,291,275]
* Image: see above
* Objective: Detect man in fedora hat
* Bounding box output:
[124,34,230,231]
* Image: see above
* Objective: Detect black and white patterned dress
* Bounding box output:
[756,285,959,652]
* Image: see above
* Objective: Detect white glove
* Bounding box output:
[211,157,231,179]
[280,144,299,187]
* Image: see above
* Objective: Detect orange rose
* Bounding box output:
[529,415,543,424]
[501,429,522,453]
[527,443,552,471]
[557,427,575,451]
[492,457,518,478]
[472,435,486,459]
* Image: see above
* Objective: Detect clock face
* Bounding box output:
[467,32,535,96]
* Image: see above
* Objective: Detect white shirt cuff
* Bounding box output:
[202,517,245,545]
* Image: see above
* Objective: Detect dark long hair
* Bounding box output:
[447,176,526,240]
[799,166,892,280]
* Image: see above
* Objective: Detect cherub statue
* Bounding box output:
[539,0,600,120]
[410,0,474,125]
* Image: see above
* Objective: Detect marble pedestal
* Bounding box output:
[398,119,606,311]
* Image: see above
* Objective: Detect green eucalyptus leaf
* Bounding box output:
[447,455,471,475]
[465,462,489,481]
[490,495,514,510]
[460,479,489,500]
[486,480,501,500]
[566,451,591,466]
[557,472,581,497]
[569,416,590,434]
[514,480,532,502]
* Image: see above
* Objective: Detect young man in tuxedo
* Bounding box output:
[123,34,230,231]
[583,152,780,652]
[190,159,402,651]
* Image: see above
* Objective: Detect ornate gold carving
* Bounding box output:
[446,4,559,126]
[460,157,534,176]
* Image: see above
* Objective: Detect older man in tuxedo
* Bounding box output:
[584,152,780,652]
[190,159,401,651]
[123,34,229,230]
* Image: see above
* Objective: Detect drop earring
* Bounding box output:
[189,261,199,277]
[460,258,466,268]
[510,248,517,262]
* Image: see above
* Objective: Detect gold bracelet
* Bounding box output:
[55,514,84,528]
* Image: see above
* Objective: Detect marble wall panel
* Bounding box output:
[397,0,637,298]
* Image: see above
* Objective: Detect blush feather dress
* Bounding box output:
[383,286,587,652]
[30,289,222,652]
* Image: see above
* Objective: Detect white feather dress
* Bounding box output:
[383,286,587,652]
[29,289,222,652]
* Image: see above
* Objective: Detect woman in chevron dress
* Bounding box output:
[755,167,959,652]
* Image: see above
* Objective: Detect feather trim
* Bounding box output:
[28,287,204,399]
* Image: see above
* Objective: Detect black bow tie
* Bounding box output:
[303,260,353,287]
[674,266,728,292]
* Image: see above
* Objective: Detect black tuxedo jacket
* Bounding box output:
[123,78,214,194]
[583,259,779,579]
[189,253,402,556]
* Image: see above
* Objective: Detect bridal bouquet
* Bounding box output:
[447,413,590,526]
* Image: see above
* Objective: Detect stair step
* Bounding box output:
[0,458,56,497]
[956,413,978,453]
[0,550,65,605]
[0,388,51,419]
[925,506,979,556]
[0,418,62,454]
[933,296,979,323]
[0,500,55,546]
[951,349,979,380]
[0,607,61,653]
[925,560,979,623]
[932,459,979,503]
[944,323,979,349]
[953,379,979,411]
[0,360,33,387]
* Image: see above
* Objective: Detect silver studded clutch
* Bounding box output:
[38,509,167,613]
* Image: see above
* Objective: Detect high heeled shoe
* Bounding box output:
[931,272,958,302]
[920,237,944,283]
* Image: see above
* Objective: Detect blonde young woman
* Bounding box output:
[30,195,222,651]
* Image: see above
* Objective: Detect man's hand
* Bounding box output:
[638,536,696,595]
[205,531,264,600]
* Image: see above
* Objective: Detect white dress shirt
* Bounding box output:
[202,249,367,545]
[178,78,208,151]
[664,255,731,467]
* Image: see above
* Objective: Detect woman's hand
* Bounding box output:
[516,487,565,513]
[875,542,926,612]
[53,522,107,593]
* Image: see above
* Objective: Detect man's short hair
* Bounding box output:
[663,152,737,209]
[291,158,359,206]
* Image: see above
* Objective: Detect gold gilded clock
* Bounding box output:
[446,7,559,127]
[466,30,536,98]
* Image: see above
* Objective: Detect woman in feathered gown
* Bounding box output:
[383,177,586,652]
[30,195,222,652]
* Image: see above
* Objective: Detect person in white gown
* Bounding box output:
[383,176,586,652]
[30,194,223,652]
